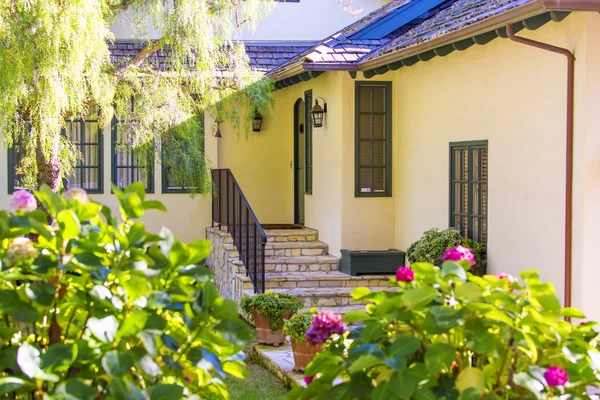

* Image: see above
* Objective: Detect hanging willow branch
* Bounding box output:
[0,0,275,194]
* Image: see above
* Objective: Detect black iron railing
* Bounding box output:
[212,169,267,294]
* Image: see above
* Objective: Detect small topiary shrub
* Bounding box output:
[0,184,254,399]
[407,228,486,276]
[290,247,600,400]
[283,309,318,343]
[240,291,303,332]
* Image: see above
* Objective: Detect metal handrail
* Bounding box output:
[211,169,266,293]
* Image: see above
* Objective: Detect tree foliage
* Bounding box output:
[0,0,275,193]
[0,185,254,398]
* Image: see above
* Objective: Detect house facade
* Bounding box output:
[210,0,600,321]
[2,0,600,321]
[0,0,386,243]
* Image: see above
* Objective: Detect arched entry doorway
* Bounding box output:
[294,98,305,225]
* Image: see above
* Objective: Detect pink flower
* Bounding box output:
[10,190,37,213]
[396,266,415,283]
[64,188,89,204]
[305,311,346,345]
[544,366,568,387]
[496,273,516,284]
[441,246,476,267]
[304,375,315,385]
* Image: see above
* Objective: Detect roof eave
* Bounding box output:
[543,0,600,11]
[269,0,600,83]
[359,0,548,70]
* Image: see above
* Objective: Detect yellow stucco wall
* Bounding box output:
[0,116,217,244]
[216,12,600,322]
[388,12,590,310]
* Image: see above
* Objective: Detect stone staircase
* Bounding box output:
[206,226,395,314]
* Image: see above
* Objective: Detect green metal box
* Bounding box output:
[340,249,406,276]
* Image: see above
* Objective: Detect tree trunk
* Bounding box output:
[35,140,61,191]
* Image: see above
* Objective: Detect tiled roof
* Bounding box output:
[108,40,316,72]
[267,1,411,74]
[244,41,316,71]
[364,0,535,62]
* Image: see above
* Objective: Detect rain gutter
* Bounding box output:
[506,23,575,308]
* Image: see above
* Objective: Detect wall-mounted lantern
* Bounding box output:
[215,118,223,138]
[252,110,263,132]
[311,97,327,128]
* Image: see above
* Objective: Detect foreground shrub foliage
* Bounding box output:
[0,184,253,399]
[290,257,600,399]
[407,228,487,276]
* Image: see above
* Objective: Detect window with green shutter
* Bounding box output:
[449,141,488,243]
[355,81,392,197]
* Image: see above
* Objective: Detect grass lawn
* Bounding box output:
[225,363,289,400]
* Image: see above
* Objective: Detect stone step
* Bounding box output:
[230,255,340,275]
[238,271,393,290]
[265,228,319,243]
[223,241,329,258]
[243,286,397,308]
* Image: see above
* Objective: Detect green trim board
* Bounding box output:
[111,118,155,193]
[304,90,313,194]
[354,81,392,197]
[449,140,488,243]
[7,132,25,194]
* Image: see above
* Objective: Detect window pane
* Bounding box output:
[461,216,468,237]
[473,149,480,181]
[454,150,461,180]
[373,115,385,139]
[473,183,479,215]
[359,115,371,139]
[462,183,468,214]
[373,142,385,166]
[454,183,461,213]
[481,148,487,180]
[85,169,98,190]
[373,168,385,192]
[359,87,372,112]
[360,142,372,165]
[481,183,487,216]
[481,218,487,242]
[359,168,372,193]
[473,216,480,241]
[86,122,98,143]
[373,88,385,113]
[461,150,468,180]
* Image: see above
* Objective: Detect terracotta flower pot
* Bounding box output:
[253,310,292,346]
[291,340,321,371]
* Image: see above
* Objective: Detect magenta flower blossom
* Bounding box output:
[304,375,315,385]
[10,190,37,213]
[496,273,516,284]
[441,245,476,267]
[396,266,415,283]
[64,188,89,204]
[544,366,568,387]
[305,311,347,345]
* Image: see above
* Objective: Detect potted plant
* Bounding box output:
[283,308,322,371]
[241,291,303,346]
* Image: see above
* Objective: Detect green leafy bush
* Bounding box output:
[240,291,303,332]
[407,228,486,275]
[290,261,600,399]
[0,184,253,399]
[283,309,318,343]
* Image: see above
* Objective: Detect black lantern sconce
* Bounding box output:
[215,118,223,138]
[311,97,327,128]
[252,110,263,132]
